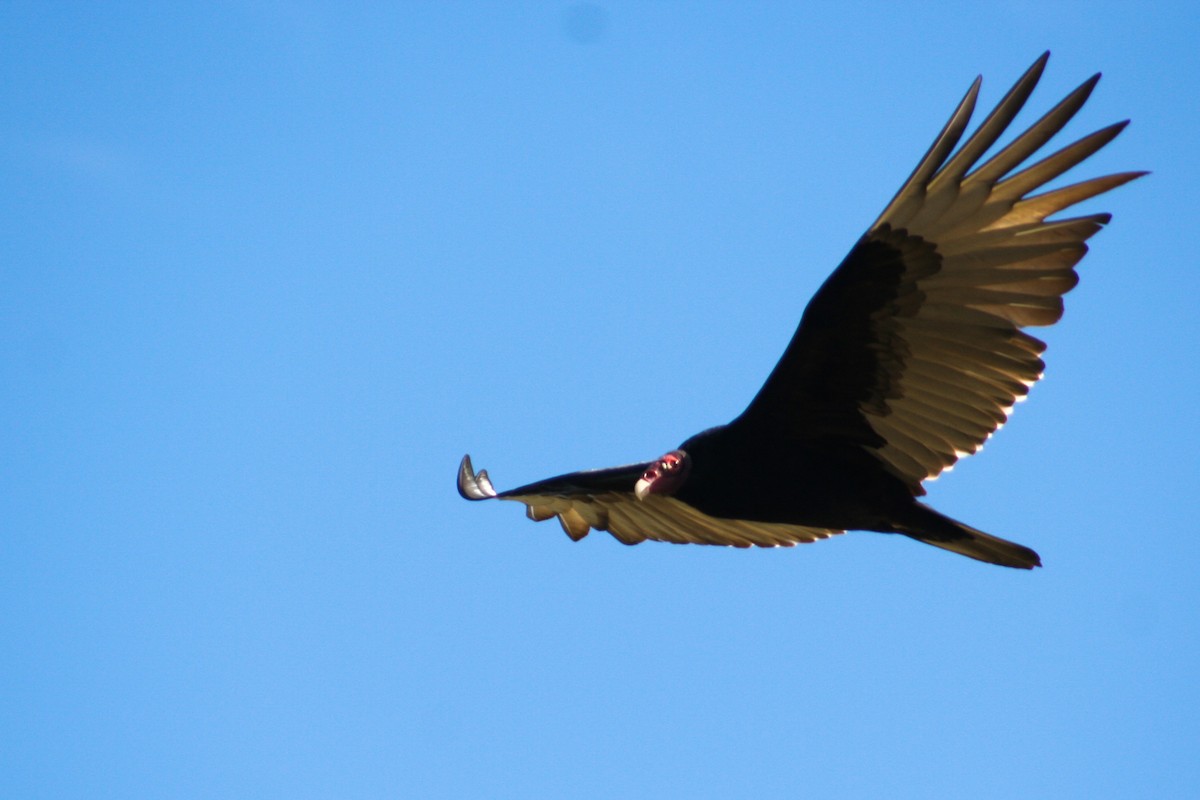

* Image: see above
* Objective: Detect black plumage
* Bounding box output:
[457,53,1143,568]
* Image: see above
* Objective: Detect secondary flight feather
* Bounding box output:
[457,53,1142,568]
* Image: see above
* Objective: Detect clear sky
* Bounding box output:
[3,3,1198,798]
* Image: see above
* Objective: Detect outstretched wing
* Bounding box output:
[458,455,841,548]
[736,52,1143,491]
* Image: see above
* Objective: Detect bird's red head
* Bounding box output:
[634,450,691,500]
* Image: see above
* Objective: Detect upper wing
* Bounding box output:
[735,52,1144,491]
[458,455,841,547]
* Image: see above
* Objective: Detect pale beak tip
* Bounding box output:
[633,477,651,501]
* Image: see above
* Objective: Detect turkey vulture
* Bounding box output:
[457,53,1142,568]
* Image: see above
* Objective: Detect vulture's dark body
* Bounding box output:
[673,426,916,532]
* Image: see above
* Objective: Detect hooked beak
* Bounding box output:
[634,475,652,501]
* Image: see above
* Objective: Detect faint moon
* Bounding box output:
[562,3,607,44]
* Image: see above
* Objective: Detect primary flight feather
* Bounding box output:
[457,53,1142,568]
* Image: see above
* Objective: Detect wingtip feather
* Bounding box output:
[457,454,498,500]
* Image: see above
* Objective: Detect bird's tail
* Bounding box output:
[895,502,1042,569]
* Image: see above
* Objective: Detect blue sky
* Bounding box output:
[3,3,1198,798]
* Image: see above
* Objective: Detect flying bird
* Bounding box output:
[457,53,1142,568]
